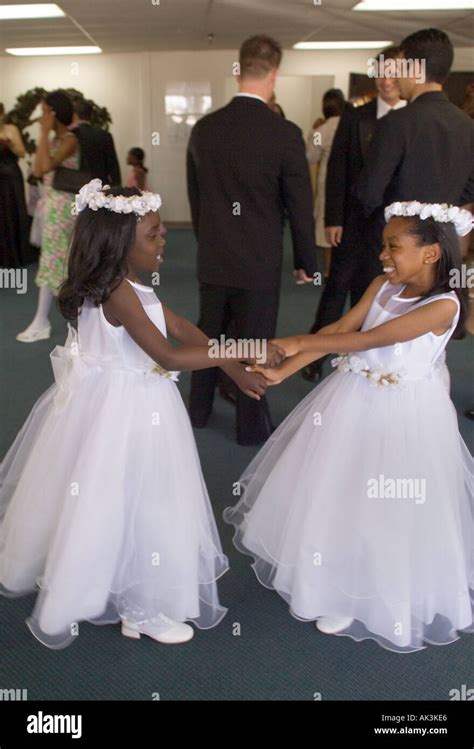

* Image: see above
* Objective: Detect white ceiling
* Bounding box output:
[0,0,473,54]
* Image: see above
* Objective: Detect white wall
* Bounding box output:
[0,47,472,221]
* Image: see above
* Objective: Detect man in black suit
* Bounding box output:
[187,35,317,445]
[72,99,121,186]
[303,46,405,382]
[357,28,474,245]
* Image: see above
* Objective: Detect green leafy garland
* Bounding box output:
[5,87,112,157]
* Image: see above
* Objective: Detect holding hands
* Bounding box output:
[268,336,301,358]
[246,336,307,387]
[245,365,284,387]
[225,341,287,401]
[260,341,287,367]
[232,367,269,401]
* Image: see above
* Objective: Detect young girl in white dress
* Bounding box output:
[225,202,474,653]
[0,179,282,649]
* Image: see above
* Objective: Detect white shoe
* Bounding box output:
[16,324,51,343]
[121,614,194,645]
[315,616,354,634]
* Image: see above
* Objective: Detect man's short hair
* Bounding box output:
[239,35,282,79]
[375,45,401,65]
[400,28,453,83]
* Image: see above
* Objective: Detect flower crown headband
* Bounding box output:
[384,201,473,237]
[71,178,162,218]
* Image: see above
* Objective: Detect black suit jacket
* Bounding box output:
[186,96,317,291]
[324,98,377,229]
[72,123,121,186]
[357,91,474,215]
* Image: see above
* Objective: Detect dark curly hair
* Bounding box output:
[44,90,74,126]
[398,214,467,329]
[58,186,143,320]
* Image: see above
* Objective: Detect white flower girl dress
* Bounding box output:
[0,280,228,648]
[225,280,473,652]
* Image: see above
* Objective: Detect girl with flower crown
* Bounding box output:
[0,179,284,649]
[225,201,474,653]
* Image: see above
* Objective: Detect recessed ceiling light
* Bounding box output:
[6,46,102,56]
[353,0,473,10]
[0,4,65,19]
[293,41,393,50]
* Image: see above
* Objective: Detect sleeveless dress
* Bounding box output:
[0,280,228,648]
[224,280,473,652]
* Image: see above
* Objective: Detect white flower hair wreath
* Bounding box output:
[71,178,162,218]
[384,201,473,237]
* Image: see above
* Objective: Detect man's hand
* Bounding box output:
[233,367,268,401]
[325,226,343,246]
[293,269,314,285]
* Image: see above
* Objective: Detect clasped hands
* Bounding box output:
[246,337,300,385]
[232,337,300,400]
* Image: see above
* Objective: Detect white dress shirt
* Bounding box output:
[377,96,407,119]
[234,92,267,104]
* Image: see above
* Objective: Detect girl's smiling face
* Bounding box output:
[379,217,441,287]
[128,211,165,275]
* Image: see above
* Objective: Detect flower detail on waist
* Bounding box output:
[50,324,180,413]
[331,354,403,387]
[151,363,180,381]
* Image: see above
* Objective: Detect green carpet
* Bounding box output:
[0,229,472,700]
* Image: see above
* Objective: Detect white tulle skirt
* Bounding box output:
[224,369,474,653]
[0,363,228,649]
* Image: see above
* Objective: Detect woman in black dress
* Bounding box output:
[0,103,29,267]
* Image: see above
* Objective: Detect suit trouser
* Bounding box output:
[190,282,280,444]
[310,215,383,333]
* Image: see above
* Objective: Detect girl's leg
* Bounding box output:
[16,286,53,342]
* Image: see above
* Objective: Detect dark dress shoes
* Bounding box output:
[301,362,322,383]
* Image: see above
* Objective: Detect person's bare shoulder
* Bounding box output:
[105,278,142,317]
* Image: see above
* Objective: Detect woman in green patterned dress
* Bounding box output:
[17,91,79,343]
